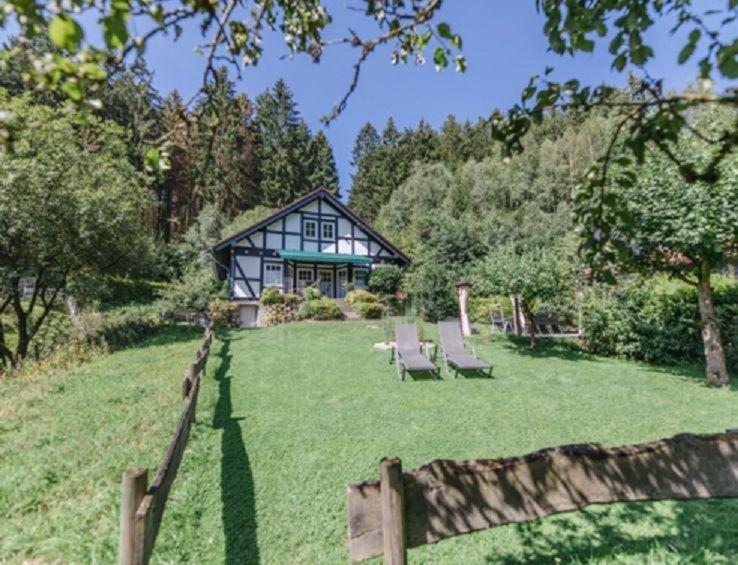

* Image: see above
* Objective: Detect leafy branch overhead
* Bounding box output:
[487,1,738,273]
[0,0,465,130]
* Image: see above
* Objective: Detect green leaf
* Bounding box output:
[436,22,452,39]
[717,40,738,78]
[145,148,160,171]
[48,15,84,51]
[433,47,448,70]
[103,13,129,50]
[677,29,700,64]
[61,80,83,101]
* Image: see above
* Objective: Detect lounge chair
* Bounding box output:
[390,323,439,381]
[437,321,493,378]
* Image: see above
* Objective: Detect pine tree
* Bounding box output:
[190,67,258,219]
[309,130,340,195]
[254,78,313,206]
[351,122,380,166]
[381,117,401,146]
[159,90,194,241]
[439,114,470,168]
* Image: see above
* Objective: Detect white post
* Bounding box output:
[456,282,472,337]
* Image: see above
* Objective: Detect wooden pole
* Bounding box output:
[380,457,407,565]
[119,467,148,565]
[181,363,195,400]
[456,282,472,337]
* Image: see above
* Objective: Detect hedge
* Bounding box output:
[582,277,738,370]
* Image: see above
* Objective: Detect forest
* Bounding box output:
[1,36,737,386]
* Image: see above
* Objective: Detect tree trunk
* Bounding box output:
[520,300,537,349]
[697,266,729,387]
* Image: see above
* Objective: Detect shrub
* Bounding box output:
[403,262,457,322]
[582,277,738,370]
[209,298,238,326]
[260,286,283,305]
[346,289,379,305]
[158,267,224,313]
[355,301,385,320]
[67,276,167,310]
[302,285,322,301]
[92,309,159,351]
[368,265,404,295]
[297,298,344,321]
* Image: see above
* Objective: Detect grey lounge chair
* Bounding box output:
[437,321,493,378]
[390,323,439,381]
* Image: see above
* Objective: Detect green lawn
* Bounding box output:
[0,323,203,562]
[2,320,738,563]
[155,321,738,564]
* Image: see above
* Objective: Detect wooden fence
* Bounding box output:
[119,323,214,565]
[347,429,738,564]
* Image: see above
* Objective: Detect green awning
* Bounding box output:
[278,249,372,265]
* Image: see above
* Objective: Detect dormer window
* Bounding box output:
[321,222,334,240]
[304,220,317,239]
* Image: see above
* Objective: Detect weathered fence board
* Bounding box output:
[347,431,738,562]
[120,321,214,565]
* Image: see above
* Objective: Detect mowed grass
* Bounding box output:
[150,321,738,564]
[0,323,203,563]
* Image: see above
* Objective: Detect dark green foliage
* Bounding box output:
[67,276,167,310]
[189,68,258,218]
[404,262,458,323]
[254,79,339,206]
[94,309,160,351]
[354,301,384,320]
[308,130,340,195]
[582,278,738,370]
[158,267,226,313]
[297,298,343,320]
[368,265,404,296]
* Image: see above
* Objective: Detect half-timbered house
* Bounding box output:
[213,189,410,326]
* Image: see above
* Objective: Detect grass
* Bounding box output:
[2,320,738,563]
[0,323,203,563]
[154,321,738,564]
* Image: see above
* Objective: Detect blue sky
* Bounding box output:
[2,1,725,196]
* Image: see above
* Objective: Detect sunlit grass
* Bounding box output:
[153,321,738,564]
[0,323,202,563]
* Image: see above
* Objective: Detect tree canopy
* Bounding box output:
[0,91,151,366]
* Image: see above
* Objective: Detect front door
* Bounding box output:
[318,270,334,297]
[297,268,314,293]
[337,268,348,298]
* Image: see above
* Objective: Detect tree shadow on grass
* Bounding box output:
[212,337,259,564]
[495,334,738,391]
[487,498,738,563]
[496,335,601,363]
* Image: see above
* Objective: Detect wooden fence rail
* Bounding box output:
[119,321,214,565]
[347,429,738,564]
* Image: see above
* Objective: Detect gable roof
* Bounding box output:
[212,188,411,264]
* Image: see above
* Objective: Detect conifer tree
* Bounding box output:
[309,130,340,195]
[351,122,380,167]
[190,67,257,218]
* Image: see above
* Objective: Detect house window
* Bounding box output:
[354,268,369,289]
[297,268,314,290]
[321,222,334,240]
[304,220,317,239]
[264,263,283,287]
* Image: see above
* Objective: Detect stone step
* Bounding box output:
[335,299,360,320]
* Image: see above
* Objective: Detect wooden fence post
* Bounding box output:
[119,467,148,565]
[380,457,406,565]
[181,364,195,400]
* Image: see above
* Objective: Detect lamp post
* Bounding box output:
[456,281,472,337]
